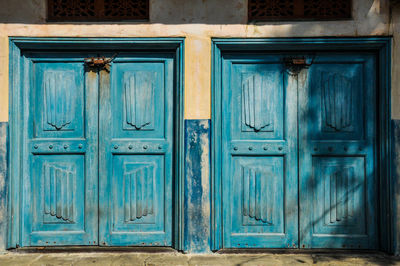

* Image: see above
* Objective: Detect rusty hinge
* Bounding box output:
[284,56,315,76]
[84,53,118,70]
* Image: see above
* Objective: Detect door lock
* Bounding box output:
[84,53,118,71]
[284,56,315,76]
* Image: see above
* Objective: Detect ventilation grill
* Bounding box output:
[248,0,352,21]
[47,0,149,22]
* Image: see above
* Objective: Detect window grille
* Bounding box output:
[248,0,352,22]
[47,0,149,22]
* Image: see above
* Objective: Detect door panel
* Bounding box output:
[221,55,299,248]
[99,54,174,246]
[299,54,377,249]
[23,54,98,246]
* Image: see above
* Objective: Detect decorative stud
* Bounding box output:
[34,145,38,149]
[233,146,238,151]
[114,145,118,149]
[143,145,148,150]
[248,146,253,151]
[278,147,283,151]
[158,145,162,150]
[263,146,268,150]
[49,145,53,149]
[78,144,83,149]
[64,144,68,149]
[128,145,133,150]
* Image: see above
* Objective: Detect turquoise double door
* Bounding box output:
[220,52,378,249]
[22,51,174,246]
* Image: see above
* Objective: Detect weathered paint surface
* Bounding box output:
[391,5,400,120]
[393,120,400,255]
[184,120,211,253]
[0,122,8,251]
[0,0,397,120]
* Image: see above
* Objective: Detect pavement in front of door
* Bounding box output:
[0,249,399,266]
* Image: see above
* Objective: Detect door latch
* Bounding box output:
[84,53,118,71]
[284,56,315,76]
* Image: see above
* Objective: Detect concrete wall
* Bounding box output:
[0,0,397,121]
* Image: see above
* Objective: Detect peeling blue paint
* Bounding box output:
[0,122,8,251]
[184,119,211,253]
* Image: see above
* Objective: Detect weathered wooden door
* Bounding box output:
[23,52,99,246]
[221,54,299,248]
[22,51,175,247]
[98,53,174,246]
[298,54,377,249]
[220,53,377,249]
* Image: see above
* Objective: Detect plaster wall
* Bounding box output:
[0,0,396,121]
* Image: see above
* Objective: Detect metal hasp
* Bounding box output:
[84,53,118,71]
[284,56,314,76]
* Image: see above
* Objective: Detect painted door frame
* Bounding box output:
[8,37,185,250]
[211,37,393,252]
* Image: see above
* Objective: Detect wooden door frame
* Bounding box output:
[8,37,185,250]
[211,37,393,252]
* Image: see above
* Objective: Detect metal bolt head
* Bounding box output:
[34,145,38,149]
[248,146,253,151]
[78,144,83,149]
[64,145,68,149]
[128,145,133,150]
[49,145,53,149]
[263,146,268,150]
[233,146,238,151]
[143,145,148,150]
[114,145,118,149]
[278,147,283,151]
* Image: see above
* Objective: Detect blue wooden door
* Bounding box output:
[23,52,99,246]
[21,51,175,247]
[99,53,174,246]
[221,54,299,248]
[299,54,377,249]
[220,52,377,249]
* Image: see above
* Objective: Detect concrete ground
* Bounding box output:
[0,250,399,266]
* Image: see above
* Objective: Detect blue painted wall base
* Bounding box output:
[0,122,8,251]
[183,120,211,253]
[392,119,400,255]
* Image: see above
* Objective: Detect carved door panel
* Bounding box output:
[23,53,98,246]
[298,54,377,248]
[99,54,174,246]
[221,55,299,248]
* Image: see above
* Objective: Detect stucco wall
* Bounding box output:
[0,0,396,121]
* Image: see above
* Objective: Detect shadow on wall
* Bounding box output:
[0,0,247,24]
[0,0,387,26]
